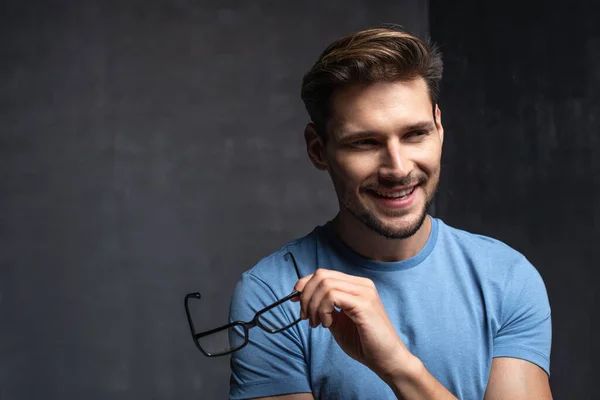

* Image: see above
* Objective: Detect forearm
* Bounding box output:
[382,355,458,400]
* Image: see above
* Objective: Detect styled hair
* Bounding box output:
[300,27,443,140]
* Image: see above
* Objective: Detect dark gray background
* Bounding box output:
[0,1,427,399]
[1,0,596,399]
[431,1,598,398]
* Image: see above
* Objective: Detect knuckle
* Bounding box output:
[317,307,328,318]
[318,278,333,292]
[362,277,375,288]
[314,268,327,277]
[324,290,336,303]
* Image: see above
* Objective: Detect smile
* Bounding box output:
[372,186,416,199]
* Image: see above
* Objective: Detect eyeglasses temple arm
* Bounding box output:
[284,251,303,281]
[184,292,202,338]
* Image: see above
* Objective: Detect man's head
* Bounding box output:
[301,27,444,239]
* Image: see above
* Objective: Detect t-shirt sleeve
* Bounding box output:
[493,256,552,375]
[228,270,312,399]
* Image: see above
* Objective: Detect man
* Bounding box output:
[228,27,552,399]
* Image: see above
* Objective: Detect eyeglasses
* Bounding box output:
[184,252,303,357]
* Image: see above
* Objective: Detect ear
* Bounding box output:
[434,104,444,145]
[304,123,328,171]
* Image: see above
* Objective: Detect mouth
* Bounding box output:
[364,185,419,210]
[370,186,416,200]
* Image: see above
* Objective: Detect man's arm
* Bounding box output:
[383,356,456,399]
[247,358,552,400]
[484,357,552,399]
[384,355,552,400]
[246,394,314,400]
[293,268,554,400]
[294,269,458,400]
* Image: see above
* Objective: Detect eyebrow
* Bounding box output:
[336,121,436,141]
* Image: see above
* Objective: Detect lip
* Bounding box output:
[372,184,418,196]
[368,185,418,210]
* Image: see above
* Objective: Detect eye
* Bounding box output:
[352,139,378,146]
[406,130,428,139]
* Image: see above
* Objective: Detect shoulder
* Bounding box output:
[434,217,551,322]
[436,218,522,257]
[235,224,325,300]
[434,217,538,277]
[433,217,549,309]
[433,217,550,316]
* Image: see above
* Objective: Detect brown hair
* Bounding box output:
[300,27,443,140]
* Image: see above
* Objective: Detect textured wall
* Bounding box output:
[430,1,598,398]
[0,1,427,399]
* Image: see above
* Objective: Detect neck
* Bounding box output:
[331,212,432,262]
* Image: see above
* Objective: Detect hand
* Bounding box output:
[292,269,415,381]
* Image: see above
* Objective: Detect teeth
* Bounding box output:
[375,187,414,198]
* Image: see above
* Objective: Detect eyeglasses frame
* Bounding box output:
[184,251,303,357]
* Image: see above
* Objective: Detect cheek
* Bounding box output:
[332,154,377,184]
[414,143,442,173]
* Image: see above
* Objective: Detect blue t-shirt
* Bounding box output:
[229,217,552,399]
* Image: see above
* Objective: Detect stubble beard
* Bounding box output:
[341,174,439,240]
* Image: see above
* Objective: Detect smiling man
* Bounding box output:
[228,27,552,399]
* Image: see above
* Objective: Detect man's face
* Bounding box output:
[323,79,443,239]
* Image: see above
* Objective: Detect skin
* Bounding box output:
[312,79,442,262]
[249,79,552,399]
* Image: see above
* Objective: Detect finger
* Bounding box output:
[295,269,376,321]
[322,290,365,336]
[289,290,302,302]
[295,271,324,320]
[294,269,374,293]
[299,272,339,322]
[315,289,364,332]
[293,273,314,293]
[305,277,367,327]
[316,290,344,328]
[291,273,314,317]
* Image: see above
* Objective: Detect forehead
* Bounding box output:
[328,79,433,136]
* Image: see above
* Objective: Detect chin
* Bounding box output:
[351,207,429,240]
[374,214,427,239]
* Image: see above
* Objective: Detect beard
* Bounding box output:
[339,171,439,240]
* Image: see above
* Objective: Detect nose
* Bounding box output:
[378,139,411,181]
